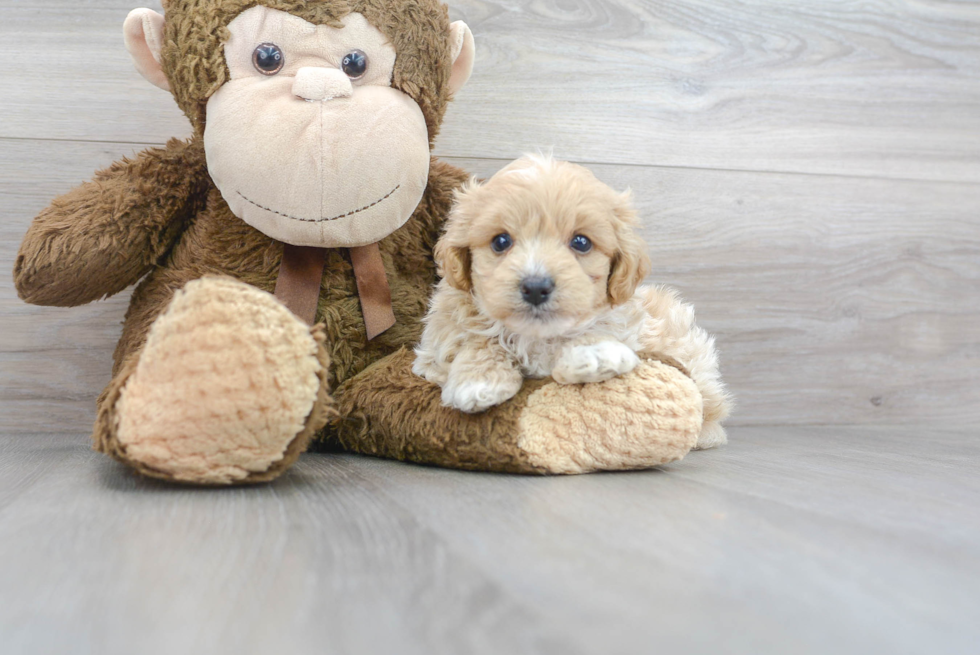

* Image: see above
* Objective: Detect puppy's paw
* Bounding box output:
[411,352,448,386]
[552,341,640,385]
[442,374,523,413]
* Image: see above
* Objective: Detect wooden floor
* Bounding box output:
[1,0,978,653]
[1,426,978,654]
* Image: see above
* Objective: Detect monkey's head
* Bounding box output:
[124,0,475,248]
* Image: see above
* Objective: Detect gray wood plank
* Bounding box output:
[0,435,574,655]
[344,424,980,654]
[0,426,976,655]
[2,1,979,181]
[3,140,978,431]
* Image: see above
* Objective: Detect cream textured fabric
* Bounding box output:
[517,359,702,473]
[204,7,431,248]
[114,277,323,483]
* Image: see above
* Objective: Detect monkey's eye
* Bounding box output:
[252,43,284,75]
[570,234,593,253]
[490,233,513,254]
[341,50,368,79]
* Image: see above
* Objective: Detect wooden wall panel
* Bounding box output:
[2,1,978,180]
[2,143,977,431]
[1,0,978,431]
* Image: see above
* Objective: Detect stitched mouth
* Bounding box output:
[236,185,400,223]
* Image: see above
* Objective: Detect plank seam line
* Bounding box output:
[2,136,978,186]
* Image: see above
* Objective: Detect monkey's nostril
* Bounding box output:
[520,277,555,307]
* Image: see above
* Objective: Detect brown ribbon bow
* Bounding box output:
[274,242,395,340]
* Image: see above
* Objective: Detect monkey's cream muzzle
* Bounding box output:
[205,78,429,248]
[203,7,431,248]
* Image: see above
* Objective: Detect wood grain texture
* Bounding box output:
[2,1,978,180]
[0,426,977,654]
[2,1,979,651]
[3,141,978,431]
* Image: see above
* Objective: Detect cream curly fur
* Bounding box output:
[413,155,732,448]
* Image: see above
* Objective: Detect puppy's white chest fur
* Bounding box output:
[491,298,649,379]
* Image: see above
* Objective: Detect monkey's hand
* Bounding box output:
[14,137,208,307]
[330,348,702,475]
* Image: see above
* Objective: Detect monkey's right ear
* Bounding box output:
[447,21,475,96]
[123,8,170,91]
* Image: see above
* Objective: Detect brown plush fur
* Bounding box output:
[108,157,466,386]
[14,0,705,484]
[14,138,209,307]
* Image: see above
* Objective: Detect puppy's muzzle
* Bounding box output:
[520,276,555,307]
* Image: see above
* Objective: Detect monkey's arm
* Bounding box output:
[330,348,703,474]
[14,137,209,307]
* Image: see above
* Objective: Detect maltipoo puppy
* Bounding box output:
[413,155,732,449]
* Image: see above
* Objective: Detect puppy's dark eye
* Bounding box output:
[570,234,593,253]
[342,50,368,79]
[253,43,284,75]
[490,233,513,253]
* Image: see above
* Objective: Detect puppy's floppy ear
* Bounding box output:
[607,191,652,305]
[434,180,480,292]
[434,238,472,292]
[608,244,651,305]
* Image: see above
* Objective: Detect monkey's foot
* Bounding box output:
[332,350,703,474]
[97,276,331,484]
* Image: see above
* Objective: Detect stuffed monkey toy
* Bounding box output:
[14,0,704,484]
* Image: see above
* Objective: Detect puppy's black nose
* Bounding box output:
[520,277,555,307]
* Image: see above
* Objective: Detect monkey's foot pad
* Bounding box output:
[334,349,703,474]
[110,276,326,484]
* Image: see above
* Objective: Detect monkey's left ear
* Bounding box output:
[448,21,475,96]
[123,8,170,91]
